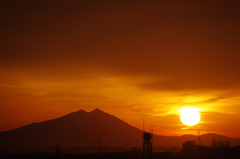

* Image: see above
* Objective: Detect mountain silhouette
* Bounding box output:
[1,109,240,148]
[0,109,143,148]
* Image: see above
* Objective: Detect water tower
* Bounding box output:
[143,132,152,159]
[142,117,153,159]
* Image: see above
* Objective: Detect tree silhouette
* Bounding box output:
[212,138,231,148]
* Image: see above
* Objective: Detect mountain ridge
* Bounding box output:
[1,108,240,148]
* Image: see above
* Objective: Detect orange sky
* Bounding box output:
[1,0,240,137]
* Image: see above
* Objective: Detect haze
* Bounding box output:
[1,0,240,137]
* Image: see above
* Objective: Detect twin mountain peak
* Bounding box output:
[1,108,239,148]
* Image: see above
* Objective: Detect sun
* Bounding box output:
[178,107,201,126]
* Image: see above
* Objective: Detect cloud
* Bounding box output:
[1,0,240,136]
[199,111,240,133]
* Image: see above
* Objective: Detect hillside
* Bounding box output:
[1,109,239,148]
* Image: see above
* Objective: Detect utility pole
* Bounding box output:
[149,125,155,146]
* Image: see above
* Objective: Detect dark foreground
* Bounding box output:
[1,147,240,159]
[0,151,171,159]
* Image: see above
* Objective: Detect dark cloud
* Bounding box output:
[1,1,240,66]
[1,0,240,87]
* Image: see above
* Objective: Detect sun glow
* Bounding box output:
[178,107,201,126]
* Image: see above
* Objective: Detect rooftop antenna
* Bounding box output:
[143,116,145,133]
[149,125,154,134]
